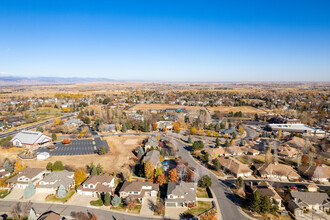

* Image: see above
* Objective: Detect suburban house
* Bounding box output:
[0,166,10,178]
[6,168,47,189]
[219,128,238,136]
[119,181,159,202]
[10,131,52,148]
[277,145,299,157]
[255,163,300,181]
[38,211,65,220]
[63,118,83,128]
[248,181,284,210]
[143,150,161,168]
[240,146,260,155]
[144,136,159,151]
[298,165,330,183]
[288,192,330,216]
[307,183,318,192]
[37,170,75,193]
[77,174,115,197]
[218,157,252,177]
[165,182,197,207]
[156,121,174,131]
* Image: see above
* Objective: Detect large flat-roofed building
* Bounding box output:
[267,124,325,136]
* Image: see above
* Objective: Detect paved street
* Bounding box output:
[0,200,160,220]
[170,137,248,220]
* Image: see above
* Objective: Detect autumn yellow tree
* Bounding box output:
[74,169,87,187]
[265,150,272,164]
[14,160,24,172]
[144,161,155,180]
[190,126,197,135]
[277,129,282,139]
[230,139,235,146]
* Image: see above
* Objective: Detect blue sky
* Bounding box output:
[0,0,329,82]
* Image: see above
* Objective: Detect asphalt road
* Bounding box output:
[243,126,259,141]
[170,137,247,220]
[0,113,75,139]
[0,200,159,220]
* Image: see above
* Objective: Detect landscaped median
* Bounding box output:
[89,196,142,214]
[45,190,75,203]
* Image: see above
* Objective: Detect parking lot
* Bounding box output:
[36,138,109,156]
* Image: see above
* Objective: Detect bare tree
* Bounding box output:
[11,202,32,220]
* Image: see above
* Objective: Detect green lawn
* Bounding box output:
[0,190,10,199]
[110,203,141,214]
[90,199,103,206]
[110,203,126,212]
[184,201,213,217]
[196,187,210,198]
[45,190,75,203]
[34,107,62,113]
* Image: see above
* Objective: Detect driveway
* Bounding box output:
[165,206,188,219]
[70,194,95,206]
[29,192,50,203]
[141,195,157,217]
[4,188,24,200]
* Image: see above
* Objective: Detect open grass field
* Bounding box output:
[130,103,202,111]
[1,135,148,173]
[208,106,268,114]
[33,107,62,113]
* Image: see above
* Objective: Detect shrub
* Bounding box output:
[62,139,71,144]
[98,145,106,155]
[111,195,121,206]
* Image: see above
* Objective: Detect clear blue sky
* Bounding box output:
[0,0,329,82]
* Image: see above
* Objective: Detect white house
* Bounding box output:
[77,174,115,197]
[10,131,52,148]
[6,168,47,189]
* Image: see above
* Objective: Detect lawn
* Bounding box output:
[196,187,210,198]
[110,203,126,212]
[0,190,10,199]
[45,190,75,203]
[184,201,213,217]
[90,199,103,206]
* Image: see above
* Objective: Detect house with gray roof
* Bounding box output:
[219,128,238,136]
[63,118,83,127]
[165,182,197,207]
[119,180,159,202]
[11,131,52,148]
[77,173,115,197]
[37,170,74,193]
[143,150,161,168]
[6,168,47,189]
[144,136,158,151]
[288,191,330,216]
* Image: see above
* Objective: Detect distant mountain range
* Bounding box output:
[0,76,117,86]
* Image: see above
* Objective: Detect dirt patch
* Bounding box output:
[130,103,201,111]
[1,135,148,173]
[208,106,267,115]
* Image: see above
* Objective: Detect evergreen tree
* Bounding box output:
[271,198,279,213]
[98,145,106,155]
[224,140,229,147]
[121,124,127,132]
[23,181,36,199]
[111,195,121,206]
[28,208,37,220]
[260,196,271,213]
[57,184,67,198]
[188,136,192,143]
[91,167,98,176]
[212,159,220,171]
[4,159,14,172]
[89,162,95,174]
[250,191,261,213]
[52,132,57,141]
[104,192,111,206]
[215,137,220,147]
[46,162,53,171]
[138,146,145,156]
[96,163,103,175]
[237,177,243,188]
[200,175,212,188]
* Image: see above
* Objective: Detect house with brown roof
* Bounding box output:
[298,165,330,183]
[143,150,161,168]
[249,181,284,210]
[6,167,47,189]
[38,211,65,220]
[0,166,10,178]
[119,180,159,202]
[218,157,252,177]
[288,191,330,216]
[255,162,300,181]
[239,146,260,156]
[77,174,115,197]
[277,145,299,157]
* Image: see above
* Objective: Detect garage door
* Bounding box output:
[166,202,177,207]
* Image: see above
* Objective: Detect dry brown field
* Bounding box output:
[130,103,202,111]
[0,135,148,173]
[208,106,268,114]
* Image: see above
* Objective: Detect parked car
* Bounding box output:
[289,186,297,190]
